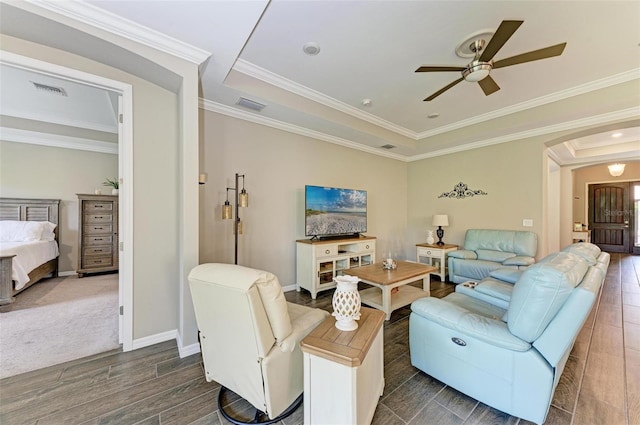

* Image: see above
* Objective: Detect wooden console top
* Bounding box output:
[300,307,385,367]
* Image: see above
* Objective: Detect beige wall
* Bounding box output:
[407,138,545,258]
[199,111,408,287]
[1,34,182,341]
[0,141,118,273]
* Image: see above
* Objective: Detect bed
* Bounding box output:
[0,198,60,305]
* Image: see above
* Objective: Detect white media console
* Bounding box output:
[296,236,376,299]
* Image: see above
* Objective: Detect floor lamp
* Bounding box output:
[222,173,248,264]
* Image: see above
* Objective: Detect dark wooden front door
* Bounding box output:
[588,182,634,253]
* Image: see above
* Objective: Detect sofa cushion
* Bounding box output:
[449,258,509,281]
[508,252,588,342]
[463,229,538,257]
[502,256,535,267]
[561,242,601,265]
[448,250,477,260]
[476,249,516,263]
[489,268,522,284]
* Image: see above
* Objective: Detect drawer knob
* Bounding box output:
[325,249,330,254]
[426,250,432,255]
[365,245,369,249]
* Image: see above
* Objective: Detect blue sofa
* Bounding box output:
[447,229,538,284]
[409,243,609,424]
[454,242,610,309]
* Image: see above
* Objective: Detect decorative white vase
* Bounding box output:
[332,275,361,331]
[426,230,435,245]
[111,188,119,195]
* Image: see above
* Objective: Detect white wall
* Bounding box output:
[0,140,118,273]
[199,111,408,287]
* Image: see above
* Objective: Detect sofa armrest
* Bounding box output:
[448,250,477,260]
[411,298,531,351]
[502,256,535,267]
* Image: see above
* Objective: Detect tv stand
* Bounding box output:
[313,233,361,241]
[296,236,376,299]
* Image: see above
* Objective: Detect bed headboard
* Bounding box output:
[0,198,61,240]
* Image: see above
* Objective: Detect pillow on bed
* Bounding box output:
[40,221,57,241]
[0,220,55,242]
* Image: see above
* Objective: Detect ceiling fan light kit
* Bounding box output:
[416,20,567,101]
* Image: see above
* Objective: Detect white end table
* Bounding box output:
[416,243,458,282]
[301,307,385,425]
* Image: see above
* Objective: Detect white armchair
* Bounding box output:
[188,263,329,423]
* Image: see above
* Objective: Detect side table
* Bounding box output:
[300,307,385,424]
[416,243,458,282]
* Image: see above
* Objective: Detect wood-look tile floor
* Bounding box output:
[1,253,637,425]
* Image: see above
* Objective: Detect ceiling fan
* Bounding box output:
[416,20,566,101]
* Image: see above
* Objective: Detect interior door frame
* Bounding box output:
[1,51,134,351]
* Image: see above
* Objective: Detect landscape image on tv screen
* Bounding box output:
[305,185,367,237]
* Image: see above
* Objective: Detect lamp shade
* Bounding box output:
[238,189,248,207]
[222,201,232,219]
[608,163,625,177]
[432,215,449,227]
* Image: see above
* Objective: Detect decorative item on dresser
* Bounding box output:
[331,275,361,331]
[77,194,118,278]
[0,198,60,305]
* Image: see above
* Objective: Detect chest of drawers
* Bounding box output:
[77,194,118,277]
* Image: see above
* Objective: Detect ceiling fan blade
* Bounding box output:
[493,43,567,69]
[416,66,465,72]
[479,20,523,62]
[424,77,464,101]
[478,75,500,96]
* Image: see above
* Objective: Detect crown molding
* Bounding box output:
[1,111,118,134]
[27,0,211,64]
[0,127,118,154]
[408,107,640,162]
[199,98,408,162]
[234,59,640,144]
[416,68,640,139]
[232,59,416,139]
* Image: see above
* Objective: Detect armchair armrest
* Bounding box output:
[411,298,530,351]
[448,250,477,260]
[502,256,535,267]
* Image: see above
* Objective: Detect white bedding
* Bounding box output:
[0,240,59,290]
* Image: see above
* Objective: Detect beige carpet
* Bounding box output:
[0,273,119,379]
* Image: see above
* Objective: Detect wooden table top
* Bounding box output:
[300,307,385,367]
[344,261,436,285]
[416,243,458,249]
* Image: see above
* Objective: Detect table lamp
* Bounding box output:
[432,215,449,246]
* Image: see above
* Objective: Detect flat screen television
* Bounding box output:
[305,185,367,239]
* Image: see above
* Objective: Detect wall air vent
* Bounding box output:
[380,144,396,149]
[236,97,266,112]
[31,81,68,96]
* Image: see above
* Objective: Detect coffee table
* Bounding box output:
[345,261,436,320]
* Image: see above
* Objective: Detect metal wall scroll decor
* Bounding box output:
[438,182,488,199]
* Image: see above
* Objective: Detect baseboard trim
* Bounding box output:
[177,332,201,358]
[58,271,77,277]
[282,284,296,292]
[132,330,177,351]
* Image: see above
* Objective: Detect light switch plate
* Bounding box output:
[522,219,533,227]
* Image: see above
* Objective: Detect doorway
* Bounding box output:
[1,51,134,351]
[588,181,639,254]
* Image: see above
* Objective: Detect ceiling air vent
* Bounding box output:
[31,81,68,96]
[236,97,266,112]
[380,144,396,149]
